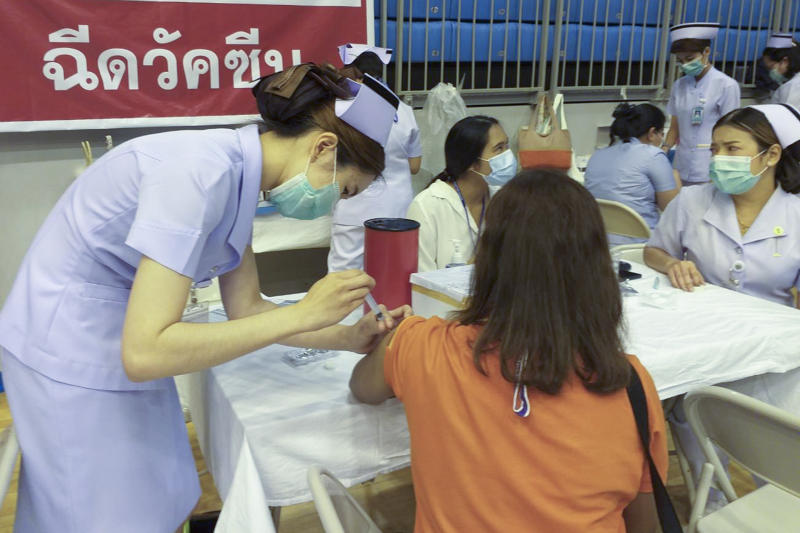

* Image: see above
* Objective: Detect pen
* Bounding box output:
[364,293,384,321]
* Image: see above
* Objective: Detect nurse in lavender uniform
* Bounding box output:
[0,63,407,532]
[645,104,800,307]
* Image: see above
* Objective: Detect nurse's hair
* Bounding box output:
[609,103,666,144]
[251,63,385,176]
[351,52,385,80]
[455,169,630,395]
[714,107,800,194]
[431,115,499,185]
[763,42,800,79]
[670,38,711,54]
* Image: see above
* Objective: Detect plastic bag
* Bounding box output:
[420,83,468,175]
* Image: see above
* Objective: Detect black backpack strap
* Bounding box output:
[626,364,683,533]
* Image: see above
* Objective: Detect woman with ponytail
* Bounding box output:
[406,115,514,271]
[584,103,680,245]
[0,63,410,531]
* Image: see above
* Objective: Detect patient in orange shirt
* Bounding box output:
[350,168,668,533]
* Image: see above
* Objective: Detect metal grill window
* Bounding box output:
[375,0,800,101]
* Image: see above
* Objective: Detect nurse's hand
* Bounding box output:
[666,259,705,292]
[299,270,376,330]
[347,304,414,354]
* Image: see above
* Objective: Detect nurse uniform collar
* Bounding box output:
[767,33,796,49]
[338,43,393,65]
[748,104,800,148]
[669,22,720,43]
[335,74,400,148]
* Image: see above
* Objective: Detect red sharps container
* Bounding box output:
[363,218,420,312]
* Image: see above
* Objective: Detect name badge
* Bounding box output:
[691,106,704,125]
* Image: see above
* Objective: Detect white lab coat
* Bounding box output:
[406,179,498,272]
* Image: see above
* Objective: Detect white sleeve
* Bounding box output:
[406,198,437,272]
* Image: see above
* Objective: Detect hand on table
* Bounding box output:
[297,270,375,331]
[666,260,705,292]
[348,304,414,354]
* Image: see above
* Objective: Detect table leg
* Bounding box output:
[270,506,281,530]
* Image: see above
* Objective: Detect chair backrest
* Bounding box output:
[307,466,383,533]
[596,199,651,239]
[0,425,19,504]
[685,386,800,499]
[610,243,645,264]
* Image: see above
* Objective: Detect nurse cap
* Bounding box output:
[669,22,720,43]
[335,74,399,147]
[748,104,800,148]
[253,64,399,147]
[766,33,796,49]
[339,44,393,65]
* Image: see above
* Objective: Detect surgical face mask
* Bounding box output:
[477,149,518,186]
[268,150,339,220]
[769,67,788,85]
[709,150,768,195]
[680,57,706,77]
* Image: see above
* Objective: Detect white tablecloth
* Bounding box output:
[188,267,800,532]
[252,213,331,253]
[183,304,409,533]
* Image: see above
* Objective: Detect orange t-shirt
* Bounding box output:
[384,315,668,533]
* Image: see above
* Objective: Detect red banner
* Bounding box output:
[1,0,371,131]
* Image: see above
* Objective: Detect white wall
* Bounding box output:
[0,101,628,306]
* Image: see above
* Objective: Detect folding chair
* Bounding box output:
[596,199,651,240]
[610,243,646,264]
[685,386,800,532]
[307,466,382,533]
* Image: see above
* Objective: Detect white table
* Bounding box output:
[183,305,409,533]
[411,264,800,403]
[189,266,800,532]
[252,212,331,253]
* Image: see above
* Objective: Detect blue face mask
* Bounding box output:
[269,151,339,220]
[680,57,706,77]
[478,149,518,186]
[769,68,788,85]
[709,150,768,195]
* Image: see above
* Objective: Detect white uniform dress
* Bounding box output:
[668,67,740,184]
[647,182,800,306]
[328,101,422,271]
[771,72,800,109]
[0,125,262,532]
[406,179,498,272]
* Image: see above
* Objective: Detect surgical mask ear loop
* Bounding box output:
[512,353,531,418]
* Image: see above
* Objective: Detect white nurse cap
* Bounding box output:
[749,104,800,148]
[338,44,393,65]
[669,22,720,43]
[766,33,796,49]
[335,74,399,147]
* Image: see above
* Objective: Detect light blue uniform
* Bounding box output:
[771,72,800,109]
[647,183,800,306]
[584,138,677,245]
[0,125,262,531]
[667,67,740,183]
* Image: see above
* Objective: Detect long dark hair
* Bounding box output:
[251,63,385,176]
[431,115,499,185]
[763,43,800,80]
[610,103,665,144]
[455,169,630,395]
[714,106,800,194]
